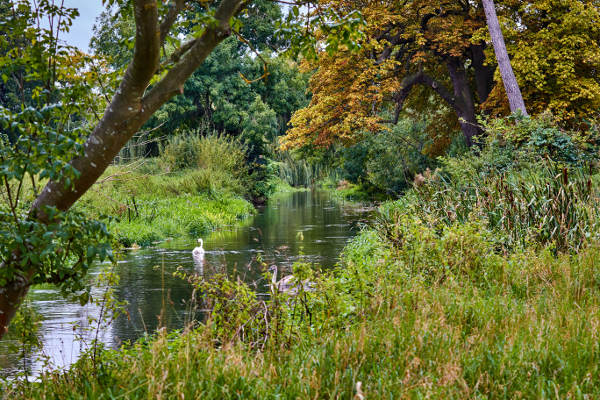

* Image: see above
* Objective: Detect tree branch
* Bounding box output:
[142,0,244,114]
[160,0,186,45]
[31,0,245,221]
[392,71,458,123]
[123,0,161,101]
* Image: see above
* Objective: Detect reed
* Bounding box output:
[381,162,599,253]
[274,151,331,187]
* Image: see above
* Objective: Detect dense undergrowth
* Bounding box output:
[5,116,600,398]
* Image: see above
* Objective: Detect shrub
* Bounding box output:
[363,118,435,195]
[160,132,248,178]
[443,114,599,183]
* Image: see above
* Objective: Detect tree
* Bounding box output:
[481,0,527,116]
[0,0,362,339]
[0,0,246,339]
[484,0,600,124]
[284,0,495,149]
[91,2,308,158]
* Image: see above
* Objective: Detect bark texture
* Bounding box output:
[481,0,528,116]
[0,0,245,339]
[446,58,480,147]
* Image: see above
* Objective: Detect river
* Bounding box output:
[0,190,371,378]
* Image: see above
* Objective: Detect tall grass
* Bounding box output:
[6,224,600,398]
[383,163,600,253]
[159,132,248,179]
[274,151,331,187]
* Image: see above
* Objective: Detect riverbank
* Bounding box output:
[7,133,600,397]
[319,177,391,203]
[77,163,256,247]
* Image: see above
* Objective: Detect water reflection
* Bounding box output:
[1,190,371,377]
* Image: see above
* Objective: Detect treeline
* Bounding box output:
[280,0,600,198]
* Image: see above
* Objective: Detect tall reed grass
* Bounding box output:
[381,163,600,253]
[77,134,257,247]
[273,151,331,187]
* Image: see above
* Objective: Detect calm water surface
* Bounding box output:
[0,190,371,377]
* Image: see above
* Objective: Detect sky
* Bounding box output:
[61,1,105,52]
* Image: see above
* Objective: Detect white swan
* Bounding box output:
[192,238,205,257]
[269,265,314,295]
[192,238,205,274]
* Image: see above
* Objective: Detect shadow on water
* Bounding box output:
[0,190,372,377]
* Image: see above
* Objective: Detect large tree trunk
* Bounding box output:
[481,0,528,116]
[393,63,482,147]
[0,272,28,339]
[470,43,495,104]
[447,58,481,147]
[0,0,244,340]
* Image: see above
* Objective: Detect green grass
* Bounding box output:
[111,194,253,247]
[269,177,310,195]
[76,163,255,247]
[6,135,600,397]
[319,178,383,203]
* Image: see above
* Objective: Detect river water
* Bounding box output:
[0,190,371,378]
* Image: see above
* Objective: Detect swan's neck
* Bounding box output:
[198,239,203,249]
[271,266,277,285]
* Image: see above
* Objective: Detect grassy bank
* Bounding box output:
[77,134,259,247]
[319,178,378,202]
[6,221,600,398]
[78,164,255,247]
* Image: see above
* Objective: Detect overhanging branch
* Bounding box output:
[160,0,186,45]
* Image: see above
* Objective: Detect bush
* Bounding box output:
[381,115,600,253]
[444,113,599,182]
[334,118,436,197]
[363,118,435,195]
[160,132,248,179]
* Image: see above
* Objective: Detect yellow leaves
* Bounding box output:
[497,0,600,127]
[285,0,600,151]
[283,0,484,150]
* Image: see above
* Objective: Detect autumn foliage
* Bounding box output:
[283,0,600,151]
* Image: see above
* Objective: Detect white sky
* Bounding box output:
[60,0,105,52]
